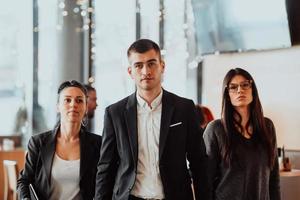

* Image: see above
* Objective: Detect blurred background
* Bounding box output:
[0,0,300,150]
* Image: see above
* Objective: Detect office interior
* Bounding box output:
[0,0,300,199]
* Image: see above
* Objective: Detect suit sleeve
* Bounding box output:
[186,100,212,200]
[268,120,281,200]
[95,107,119,200]
[17,136,39,199]
[203,121,221,200]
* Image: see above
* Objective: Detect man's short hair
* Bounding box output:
[84,84,96,92]
[127,39,162,60]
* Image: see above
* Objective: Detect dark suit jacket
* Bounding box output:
[95,90,210,200]
[17,127,102,200]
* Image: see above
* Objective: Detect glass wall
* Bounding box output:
[163,0,197,100]
[35,0,58,133]
[192,0,291,54]
[34,0,91,134]
[0,1,294,141]
[93,0,136,133]
[0,1,33,138]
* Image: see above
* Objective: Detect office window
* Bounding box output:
[192,0,291,54]
[0,1,33,136]
[94,0,136,133]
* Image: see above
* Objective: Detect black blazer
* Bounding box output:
[17,127,102,200]
[95,90,210,200]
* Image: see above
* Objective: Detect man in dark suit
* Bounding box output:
[95,39,210,200]
[84,84,98,132]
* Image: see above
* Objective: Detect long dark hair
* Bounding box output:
[221,68,275,168]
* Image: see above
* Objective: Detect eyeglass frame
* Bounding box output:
[226,80,253,93]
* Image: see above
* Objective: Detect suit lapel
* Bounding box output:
[41,127,90,184]
[40,128,57,185]
[159,90,174,159]
[124,93,138,167]
[79,128,89,180]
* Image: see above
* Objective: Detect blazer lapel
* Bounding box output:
[40,127,57,185]
[79,128,89,180]
[124,93,138,167]
[159,90,174,159]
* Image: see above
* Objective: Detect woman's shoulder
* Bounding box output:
[83,131,102,145]
[264,117,274,126]
[203,119,226,148]
[27,130,54,149]
[86,132,102,140]
[84,130,101,138]
[263,117,276,136]
[204,119,225,138]
[31,130,53,141]
[263,117,276,132]
[206,119,223,130]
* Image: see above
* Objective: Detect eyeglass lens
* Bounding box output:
[228,81,251,92]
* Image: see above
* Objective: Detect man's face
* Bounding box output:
[87,90,97,118]
[127,49,165,92]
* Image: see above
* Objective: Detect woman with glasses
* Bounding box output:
[203,68,280,200]
[17,80,102,200]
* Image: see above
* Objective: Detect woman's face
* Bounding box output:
[57,87,87,124]
[228,75,253,109]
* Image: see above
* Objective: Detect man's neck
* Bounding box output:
[137,87,162,106]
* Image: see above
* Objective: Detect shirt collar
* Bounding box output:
[136,89,163,110]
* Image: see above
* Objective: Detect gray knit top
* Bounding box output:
[203,119,281,200]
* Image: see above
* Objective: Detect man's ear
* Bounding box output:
[161,60,165,73]
[127,66,133,79]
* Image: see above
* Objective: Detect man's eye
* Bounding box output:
[135,64,143,69]
[148,62,155,67]
[64,98,71,103]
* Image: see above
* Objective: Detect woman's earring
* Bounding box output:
[81,114,88,127]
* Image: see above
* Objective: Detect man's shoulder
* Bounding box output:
[163,90,194,105]
[106,93,134,111]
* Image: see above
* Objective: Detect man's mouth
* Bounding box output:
[142,77,153,81]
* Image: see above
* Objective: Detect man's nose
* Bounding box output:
[141,65,150,75]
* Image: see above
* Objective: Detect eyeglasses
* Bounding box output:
[227,80,252,93]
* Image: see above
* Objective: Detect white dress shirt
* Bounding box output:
[130,90,165,199]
